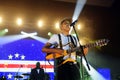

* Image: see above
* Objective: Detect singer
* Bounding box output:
[42,17,88,80]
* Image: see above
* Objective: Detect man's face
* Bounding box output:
[61,20,71,32]
[36,62,40,68]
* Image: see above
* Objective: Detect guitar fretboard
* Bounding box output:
[67,39,109,53]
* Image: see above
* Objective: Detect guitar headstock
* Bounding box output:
[95,39,109,47]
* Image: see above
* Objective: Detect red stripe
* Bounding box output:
[0,64,4,67]
[0,64,53,68]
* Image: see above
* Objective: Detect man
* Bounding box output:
[30,62,45,80]
[42,18,88,80]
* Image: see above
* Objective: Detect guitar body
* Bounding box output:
[46,50,68,60]
[46,53,64,60]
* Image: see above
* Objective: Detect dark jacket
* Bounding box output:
[30,67,45,80]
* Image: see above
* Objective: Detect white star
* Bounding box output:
[21,55,25,60]
[8,54,13,59]
[15,53,19,58]
[7,73,12,79]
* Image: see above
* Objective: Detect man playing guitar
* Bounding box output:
[42,18,88,80]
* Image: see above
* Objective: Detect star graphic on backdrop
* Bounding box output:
[8,54,13,59]
[15,53,20,58]
[7,73,13,79]
[21,55,25,60]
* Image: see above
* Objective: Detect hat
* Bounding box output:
[60,17,72,25]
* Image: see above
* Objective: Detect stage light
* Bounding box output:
[77,24,82,30]
[55,22,59,29]
[48,32,52,37]
[0,29,8,36]
[16,18,22,26]
[37,20,43,27]
[4,29,8,32]
[0,17,2,23]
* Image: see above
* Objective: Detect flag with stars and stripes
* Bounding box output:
[0,38,54,80]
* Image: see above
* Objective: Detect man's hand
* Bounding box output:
[83,48,88,55]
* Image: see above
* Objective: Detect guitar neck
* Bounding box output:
[83,42,98,48]
[67,39,109,53]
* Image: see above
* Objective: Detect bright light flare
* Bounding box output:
[0,17,2,23]
[77,24,82,30]
[20,31,48,43]
[16,18,22,26]
[0,34,30,45]
[4,29,8,32]
[0,29,8,36]
[21,31,37,37]
[55,22,59,29]
[28,36,48,44]
[82,58,106,80]
[37,20,43,27]
[72,0,87,21]
[70,0,87,33]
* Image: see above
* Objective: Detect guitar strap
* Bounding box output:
[54,34,63,79]
[58,34,63,49]
[54,34,64,67]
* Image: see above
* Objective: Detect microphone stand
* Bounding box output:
[15,65,22,80]
[71,21,90,80]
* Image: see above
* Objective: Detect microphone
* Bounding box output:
[70,20,78,26]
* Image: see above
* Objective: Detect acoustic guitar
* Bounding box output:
[46,39,109,64]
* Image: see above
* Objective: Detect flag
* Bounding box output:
[0,38,54,80]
